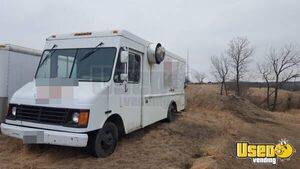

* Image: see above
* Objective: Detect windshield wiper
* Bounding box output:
[39,44,57,66]
[79,42,104,62]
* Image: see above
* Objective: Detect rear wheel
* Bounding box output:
[88,122,118,157]
[166,103,177,122]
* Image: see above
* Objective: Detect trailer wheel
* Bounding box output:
[166,103,177,122]
[88,122,118,157]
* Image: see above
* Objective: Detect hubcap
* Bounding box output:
[101,131,114,149]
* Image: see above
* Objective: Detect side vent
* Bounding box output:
[147,43,166,64]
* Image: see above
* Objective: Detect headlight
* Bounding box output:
[6,104,17,119]
[12,107,17,116]
[72,112,80,123]
[66,110,89,128]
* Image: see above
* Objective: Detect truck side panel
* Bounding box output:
[0,50,9,122]
[8,51,40,99]
[142,54,185,127]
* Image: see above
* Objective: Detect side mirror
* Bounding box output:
[120,73,128,81]
[120,51,129,63]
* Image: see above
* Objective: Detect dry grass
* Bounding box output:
[186,84,222,110]
[247,87,300,111]
[187,85,300,169]
[0,84,299,169]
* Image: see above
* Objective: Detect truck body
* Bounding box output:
[0,44,41,122]
[0,30,186,157]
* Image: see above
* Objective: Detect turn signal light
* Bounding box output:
[78,111,89,126]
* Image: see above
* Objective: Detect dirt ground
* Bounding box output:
[0,84,299,169]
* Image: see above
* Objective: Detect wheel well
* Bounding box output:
[170,101,177,111]
[106,114,125,137]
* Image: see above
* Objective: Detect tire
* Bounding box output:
[87,122,118,157]
[166,103,177,122]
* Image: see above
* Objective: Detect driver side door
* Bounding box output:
[110,48,142,132]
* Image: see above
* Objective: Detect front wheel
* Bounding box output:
[87,122,118,157]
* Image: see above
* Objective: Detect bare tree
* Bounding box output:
[192,71,206,83]
[257,62,273,110]
[211,55,230,95]
[227,37,254,96]
[268,44,300,111]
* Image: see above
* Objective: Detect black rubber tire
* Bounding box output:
[87,122,118,157]
[166,103,177,122]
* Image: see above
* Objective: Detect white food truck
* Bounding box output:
[1,30,186,157]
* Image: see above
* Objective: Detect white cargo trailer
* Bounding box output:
[1,30,186,157]
[0,44,41,122]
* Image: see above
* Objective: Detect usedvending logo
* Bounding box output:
[236,139,296,165]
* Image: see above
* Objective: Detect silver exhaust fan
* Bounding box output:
[147,43,166,64]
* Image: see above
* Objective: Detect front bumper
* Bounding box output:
[0,123,88,147]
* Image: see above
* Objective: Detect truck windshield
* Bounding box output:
[35,47,117,82]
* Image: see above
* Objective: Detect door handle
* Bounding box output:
[123,81,128,92]
[124,83,128,92]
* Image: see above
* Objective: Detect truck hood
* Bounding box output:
[10,80,109,109]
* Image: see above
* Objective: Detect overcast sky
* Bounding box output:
[0,0,299,81]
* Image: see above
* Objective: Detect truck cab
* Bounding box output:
[1,30,186,157]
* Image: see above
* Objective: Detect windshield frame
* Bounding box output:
[35,47,118,82]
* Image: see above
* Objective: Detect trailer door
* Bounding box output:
[111,49,142,132]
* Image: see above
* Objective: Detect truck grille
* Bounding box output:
[15,105,68,125]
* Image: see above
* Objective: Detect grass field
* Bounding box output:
[247,87,300,111]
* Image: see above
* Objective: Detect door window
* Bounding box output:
[128,53,141,83]
[114,50,141,83]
